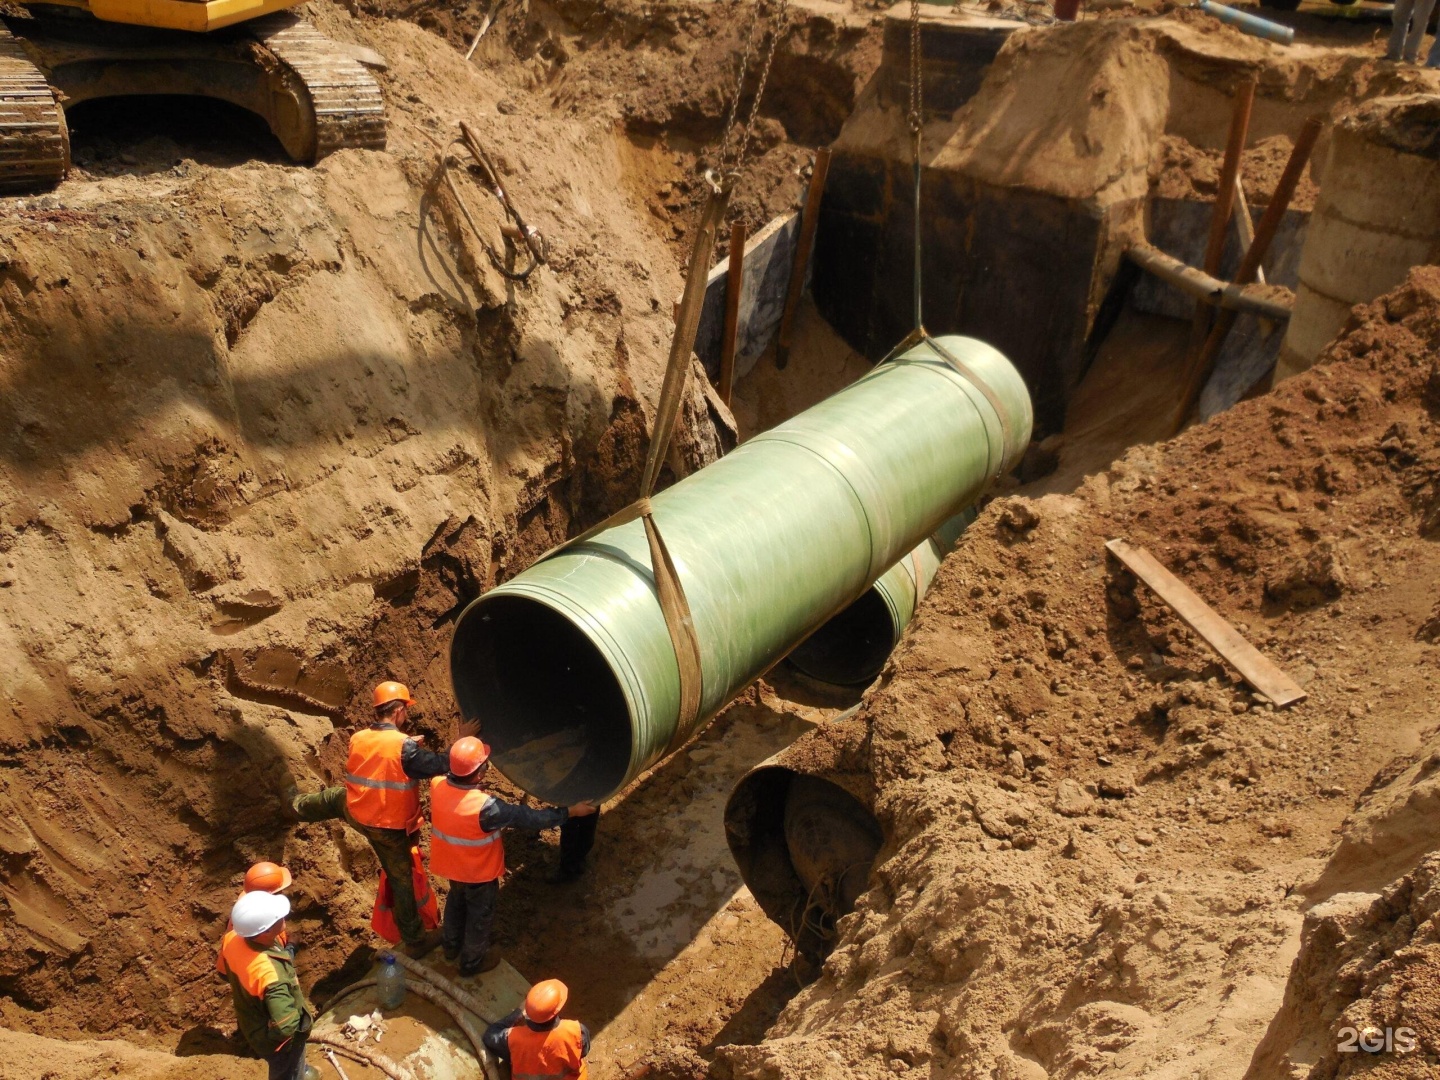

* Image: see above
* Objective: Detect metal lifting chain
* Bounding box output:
[714,0,791,186]
[885,0,1014,486]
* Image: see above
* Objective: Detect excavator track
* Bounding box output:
[246,13,386,162]
[0,25,68,193]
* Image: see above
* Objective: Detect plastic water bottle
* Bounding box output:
[376,952,406,1010]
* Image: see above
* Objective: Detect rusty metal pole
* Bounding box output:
[1192,77,1257,342]
[1171,115,1323,432]
[775,147,832,370]
[719,222,746,406]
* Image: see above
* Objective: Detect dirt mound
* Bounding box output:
[1150,132,1322,211]
[341,0,882,244]
[841,13,1437,215]
[1248,836,1440,1078]
[717,269,1440,1080]
[0,1028,260,1078]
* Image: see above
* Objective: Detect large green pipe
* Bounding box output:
[787,507,976,686]
[449,336,1032,803]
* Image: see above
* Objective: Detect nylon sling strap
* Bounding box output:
[531,0,792,756]
[531,182,731,753]
[638,180,732,753]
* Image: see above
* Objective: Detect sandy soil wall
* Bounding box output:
[0,0,784,1051]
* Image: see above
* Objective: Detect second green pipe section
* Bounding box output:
[450,335,1033,803]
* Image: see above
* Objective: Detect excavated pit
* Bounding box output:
[7,2,1440,1080]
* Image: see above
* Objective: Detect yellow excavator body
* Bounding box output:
[0,0,387,192]
[32,0,306,33]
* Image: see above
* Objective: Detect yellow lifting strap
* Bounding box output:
[537,0,787,752]
[530,181,731,749]
[642,179,731,749]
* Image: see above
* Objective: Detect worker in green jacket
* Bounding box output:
[217,891,318,1080]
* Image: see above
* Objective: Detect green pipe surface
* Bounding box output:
[787,506,977,686]
[450,336,1032,803]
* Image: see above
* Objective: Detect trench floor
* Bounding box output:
[473,677,857,1079]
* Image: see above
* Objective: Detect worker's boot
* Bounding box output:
[545,862,585,885]
[459,951,502,978]
[402,929,444,959]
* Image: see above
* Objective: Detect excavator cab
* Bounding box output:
[0,0,386,192]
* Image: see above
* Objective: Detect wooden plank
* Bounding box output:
[685,212,799,381]
[1186,77,1256,360]
[1105,538,1306,707]
[1231,174,1265,286]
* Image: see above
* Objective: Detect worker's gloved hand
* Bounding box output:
[567,801,598,818]
[457,718,481,740]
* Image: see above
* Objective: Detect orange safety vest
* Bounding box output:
[508,1019,588,1080]
[428,777,505,884]
[345,727,420,830]
[217,929,278,997]
[216,929,312,1057]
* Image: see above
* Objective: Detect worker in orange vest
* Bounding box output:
[430,737,595,975]
[217,891,317,1080]
[293,680,476,958]
[483,979,588,1080]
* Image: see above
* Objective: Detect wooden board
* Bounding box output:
[1105,538,1306,707]
[688,212,801,382]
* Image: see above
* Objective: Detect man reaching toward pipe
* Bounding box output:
[431,736,596,975]
[292,680,471,958]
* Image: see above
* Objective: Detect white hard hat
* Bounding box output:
[232,889,290,938]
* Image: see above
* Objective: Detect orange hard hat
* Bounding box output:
[243,861,293,894]
[373,681,417,709]
[524,979,568,1023]
[449,736,492,777]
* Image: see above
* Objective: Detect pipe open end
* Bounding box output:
[725,766,883,962]
[786,587,897,686]
[450,594,633,805]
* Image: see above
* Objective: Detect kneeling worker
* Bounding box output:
[294,680,473,957]
[483,978,589,1080]
[218,891,316,1080]
[431,737,596,975]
